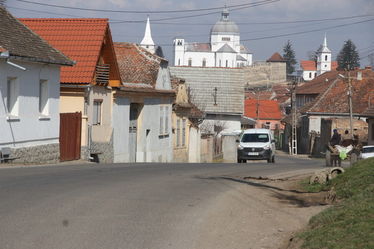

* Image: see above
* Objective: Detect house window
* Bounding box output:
[202,58,206,67]
[182,119,186,146]
[176,119,180,147]
[222,37,231,41]
[188,58,192,66]
[93,100,102,125]
[159,105,170,136]
[7,77,19,116]
[39,80,49,115]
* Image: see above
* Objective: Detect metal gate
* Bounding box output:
[129,104,139,163]
[59,112,82,161]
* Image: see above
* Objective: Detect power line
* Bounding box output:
[12,0,277,14]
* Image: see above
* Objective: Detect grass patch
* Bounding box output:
[299,158,374,249]
[299,178,330,193]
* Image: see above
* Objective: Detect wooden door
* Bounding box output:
[59,112,82,161]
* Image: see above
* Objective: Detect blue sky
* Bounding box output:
[6,0,374,66]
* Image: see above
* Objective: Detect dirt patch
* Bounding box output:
[195,173,329,249]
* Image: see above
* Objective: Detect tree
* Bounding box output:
[0,0,6,7]
[283,40,297,75]
[307,50,318,63]
[337,39,360,71]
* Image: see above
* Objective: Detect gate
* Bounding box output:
[59,112,82,161]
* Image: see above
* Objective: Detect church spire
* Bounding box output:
[140,16,155,54]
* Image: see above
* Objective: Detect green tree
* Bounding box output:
[337,39,360,70]
[283,40,297,75]
[0,0,6,7]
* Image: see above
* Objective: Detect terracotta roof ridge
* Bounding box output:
[19,18,108,22]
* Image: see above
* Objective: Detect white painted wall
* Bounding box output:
[201,114,241,134]
[113,97,130,162]
[188,126,201,162]
[183,51,215,67]
[309,116,321,133]
[211,34,240,52]
[0,59,60,148]
[303,70,317,81]
[137,98,173,162]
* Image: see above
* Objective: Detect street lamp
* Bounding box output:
[338,73,354,140]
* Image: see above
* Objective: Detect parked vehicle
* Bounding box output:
[360,145,374,159]
[237,129,275,163]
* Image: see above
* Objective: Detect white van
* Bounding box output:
[237,129,276,163]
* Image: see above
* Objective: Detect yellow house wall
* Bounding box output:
[172,111,191,162]
[60,93,88,147]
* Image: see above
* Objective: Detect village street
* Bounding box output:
[0,155,325,249]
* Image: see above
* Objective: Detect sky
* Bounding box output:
[5,0,374,66]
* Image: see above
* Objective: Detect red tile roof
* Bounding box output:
[302,69,374,114]
[244,99,282,120]
[20,18,110,84]
[300,60,316,71]
[114,42,165,86]
[267,52,285,62]
[300,60,338,71]
[296,70,341,95]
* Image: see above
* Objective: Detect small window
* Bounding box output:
[325,55,328,61]
[182,119,186,146]
[7,77,18,116]
[222,37,230,41]
[39,80,49,115]
[93,100,102,125]
[219,60,222,67]
[315,72,317,77]
[159,105,170,136]
[309,72,312,78]
[176,119,180,147]
[226,60,228,67]
[188,58,192,67]
[178,59,181,66]
[202,58,206,67]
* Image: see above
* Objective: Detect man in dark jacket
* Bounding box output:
[330,129,341,146]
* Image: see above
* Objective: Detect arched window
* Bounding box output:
[188,58,192,67]
[325,55,328,61]
[309,72,312,78]
[178,59,181,66]
[219,60,221,67]
[202,58,206,67]
[226,60,228,67]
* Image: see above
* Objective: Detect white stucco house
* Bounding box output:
[173,8,252,68]
[298,35,338,81]
[113,42,175,163]
[0,7,73,163]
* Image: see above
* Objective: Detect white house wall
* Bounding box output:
[0,60,60,148]
[113,97,130,163]
[309,116,321,133]
[137,98,173,162]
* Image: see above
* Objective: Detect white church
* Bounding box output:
[171,8,253,68]
[298,35,338,81]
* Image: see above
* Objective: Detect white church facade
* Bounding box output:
[298,35,338,81]
[173,9,252,68]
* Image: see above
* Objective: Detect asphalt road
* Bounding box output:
[0,155,324,249]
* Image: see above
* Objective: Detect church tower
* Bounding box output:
[317,34,331,75]
[140,17,155,54]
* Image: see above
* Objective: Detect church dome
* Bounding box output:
[211,8,239,35]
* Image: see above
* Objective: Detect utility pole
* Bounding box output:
[290,78,298,155]
[347,71,354,139]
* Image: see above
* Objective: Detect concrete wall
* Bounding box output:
[188,126,201,162]
[0,59,61,163]
[243,62,287,87]
[222,134,238,163]
[113,97,130,163]
[200,135,213,163]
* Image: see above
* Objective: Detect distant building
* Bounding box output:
[298,35,338,81]
[173,8,252,68]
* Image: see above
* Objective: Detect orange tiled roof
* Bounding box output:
[245,99,282,120]
[20,18,109,84]
[266,52,285,62]
[300,60,316,71]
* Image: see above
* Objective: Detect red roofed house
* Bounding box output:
[297,35,338,81]
[113,42,175,163]
[284,67,374,155]
[244,99,283,130]
[20,18,122,162]
[1,7,74,164]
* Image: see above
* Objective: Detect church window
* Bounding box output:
[177,40,182,46]
[188,58,192,67]
[219,60,222,67]
[222,37,231,41]
[226,60,228,67]
[314,72,317,77]
[178,59,180,66]
[325,55,328,61]
[309,72,312,78]
[202,59,207,67]
[325,65,327,67]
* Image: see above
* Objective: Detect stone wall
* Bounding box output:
[244,62,287,88]
[10,143,60,164]
[90,134,114,163]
